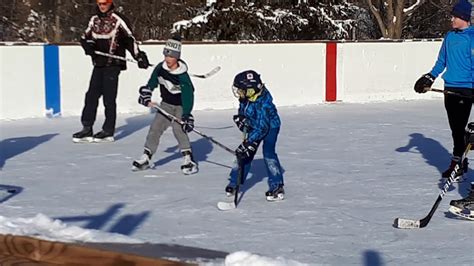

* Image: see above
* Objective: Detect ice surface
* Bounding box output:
[1,100,473,265]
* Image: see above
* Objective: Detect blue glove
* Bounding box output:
[138,86,152,107]
[235,141,259,161]
[414,73,435,93]
[181,114,194,133]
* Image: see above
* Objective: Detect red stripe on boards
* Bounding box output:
[325,43,337,102]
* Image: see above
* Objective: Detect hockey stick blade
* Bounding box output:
[217,201,236,211]
[191,66,221,79]
[394,218,421,229]
[394,144,471,229]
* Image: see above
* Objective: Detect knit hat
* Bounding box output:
[96,0,113,3]
[451,0,472,22]
[163,36,182,59]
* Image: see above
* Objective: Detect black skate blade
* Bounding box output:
[448,206,474,221]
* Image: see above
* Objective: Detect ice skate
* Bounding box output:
[448,183,474,220]
[265,184,285,202]
[441,157,468,181]
[132,149,152,171]
[92,130,114,143]
[72,127,93,143]
[225,185,236,197]
[180,150,198,175]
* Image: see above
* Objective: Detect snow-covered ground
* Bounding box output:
[1,100,473,265]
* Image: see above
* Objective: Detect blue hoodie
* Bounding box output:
[429,26,474,89]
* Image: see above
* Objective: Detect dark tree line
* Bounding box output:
[0,0,455,42]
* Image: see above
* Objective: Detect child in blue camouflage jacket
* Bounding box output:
[226,70,285,201]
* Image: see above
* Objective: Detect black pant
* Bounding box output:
[444,87,473,157]
[81,66,121,134]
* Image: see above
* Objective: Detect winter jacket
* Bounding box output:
[238,88,281,143]
[430,26,474,89]
[146,60,195,116]
[80,6,141,70]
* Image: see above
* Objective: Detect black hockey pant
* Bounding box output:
[444,87,473,158]
[81,66,121,134]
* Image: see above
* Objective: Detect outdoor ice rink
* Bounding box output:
[1,100,473,265]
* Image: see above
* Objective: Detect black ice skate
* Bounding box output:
[72,127,93,143]
[181,150,198,175]
[225,185,236,197]
[265,184,285,202]
[441,157,468,180]
[132,149,152,171]
[448,183,474,221]
[92,130,114,143]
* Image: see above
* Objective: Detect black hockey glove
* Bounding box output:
[181,114,195,133]
[235,141,259,161]
[138,86,152,107]
[136,51,150,69]
[81,39,96,56]
[414,73,435,93]
[233,114,248,132]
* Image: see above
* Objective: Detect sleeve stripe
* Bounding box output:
[112,13,139,55]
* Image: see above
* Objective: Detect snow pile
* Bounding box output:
[224,251,308,266]
[0,213,143,243]
[0,214,307,265]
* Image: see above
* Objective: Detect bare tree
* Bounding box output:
[365,0,426,39]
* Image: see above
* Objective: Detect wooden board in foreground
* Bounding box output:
[0,234,195,265]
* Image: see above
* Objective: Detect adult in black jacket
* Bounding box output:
[73,0,150,143]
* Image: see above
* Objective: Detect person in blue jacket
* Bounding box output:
[414,0,474,178]
[226,70,285,201]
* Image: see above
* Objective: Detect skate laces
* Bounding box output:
[140,153,150,163]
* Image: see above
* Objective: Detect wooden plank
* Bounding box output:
[0,234,194,266]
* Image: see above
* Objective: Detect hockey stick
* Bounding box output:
[217,160,243,211]
[151,104,235,155]
[94,50,155,66]
[428,88,473,99]
[94,51,221,79]
[234,159,244,205]
[217,132,247,211]
[394,143,471,229]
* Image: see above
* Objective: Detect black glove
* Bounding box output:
[414,73,435,93]
[138,86,152,107]
[235,141,259,161]
[233,114,247,131]
[181,114,194,133]
[84,45,95,56]
[81,39,95,56]
[136,51,150,69]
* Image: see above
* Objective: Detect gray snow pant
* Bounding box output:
[144,102,191,156]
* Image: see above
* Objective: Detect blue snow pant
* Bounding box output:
[228,127,284,190]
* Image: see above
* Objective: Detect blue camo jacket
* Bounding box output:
[429,26,474,89]
[238,88,281,143]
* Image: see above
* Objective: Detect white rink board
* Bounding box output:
[338,41,444,102]
[0,46,45,120]
[0,41,447,120]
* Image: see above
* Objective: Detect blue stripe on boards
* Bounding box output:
[43,45,61,117]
